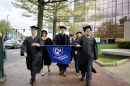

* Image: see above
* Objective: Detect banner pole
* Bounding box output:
[40,45,82,47]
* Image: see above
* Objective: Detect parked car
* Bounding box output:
[18,40,23,45]
[3,39,22,49]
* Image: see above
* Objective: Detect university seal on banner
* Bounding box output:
[53,47,63,56]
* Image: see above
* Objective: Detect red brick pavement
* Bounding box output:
[0,60,129,86]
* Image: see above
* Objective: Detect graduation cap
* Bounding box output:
[59,26,67,29]
[76,32,82,35]
[30,26,39,30]
[42,30,48,34]
[69,34,74,37]
[83,25,92,32]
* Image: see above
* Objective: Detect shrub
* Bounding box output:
[117,41,130,49]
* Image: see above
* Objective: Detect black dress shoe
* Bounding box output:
[86,83,90,86]
[30,81,33,85]
[80,77,84,81]
[92,67,97,73]
[30,79,35,85]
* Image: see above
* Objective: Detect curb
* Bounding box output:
[0,77,6,83]
[94,59,130,67]
[115,59,130,66]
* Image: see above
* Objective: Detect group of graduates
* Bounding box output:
[20,25,98,86]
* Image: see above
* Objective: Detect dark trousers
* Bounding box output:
[59,65,67,72]
[74,54,79,73]
[30,70,36,81]
[81,60,93,83]
[31,74,36,81]
[71,51,74,61]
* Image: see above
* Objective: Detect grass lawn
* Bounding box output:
[98,44,122,63]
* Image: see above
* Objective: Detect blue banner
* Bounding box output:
[45,45,71,64]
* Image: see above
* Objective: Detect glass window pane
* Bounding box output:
[123,3,128,14]
[104,3,108,9]
[117,0,122,5]
[108,8,113,16]
[112,0,116,2]
[109,2,113,7]
[109,0,113,3]
[123,0,129,3]
[117,4,123,15]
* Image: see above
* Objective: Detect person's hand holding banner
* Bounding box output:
[31,43,40,46]
[76,44,81,47]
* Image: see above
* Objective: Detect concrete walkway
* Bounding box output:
[105,62,130,85]
[0,59,129,86]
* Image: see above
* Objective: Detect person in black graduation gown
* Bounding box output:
[20,26,44,85]
[41,30,53,76]
[54,26,70,77]
[75,25,98,86]
[69,34,74,62]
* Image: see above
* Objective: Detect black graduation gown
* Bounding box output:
[54,33,70,67]
[42,37,53,66]
[54,34,70,45]
[75,35,98,73]
[70,39,75,61]
[20,36,44,74]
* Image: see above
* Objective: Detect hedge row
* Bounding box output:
[117,41,130,49]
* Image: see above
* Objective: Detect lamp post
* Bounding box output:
[5,15,9,41]
[115,0,117,43]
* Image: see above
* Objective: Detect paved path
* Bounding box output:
[0,60,129,86]
[105,62,130,85]
[4,49,24,67]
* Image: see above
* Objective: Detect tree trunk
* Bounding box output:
[37,0,44,36]
[53,19,57,39]
[1,32,4,40]
[53,8,58,39]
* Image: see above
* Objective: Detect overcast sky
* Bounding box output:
[0,0,37,36]
[0,0,74,36]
